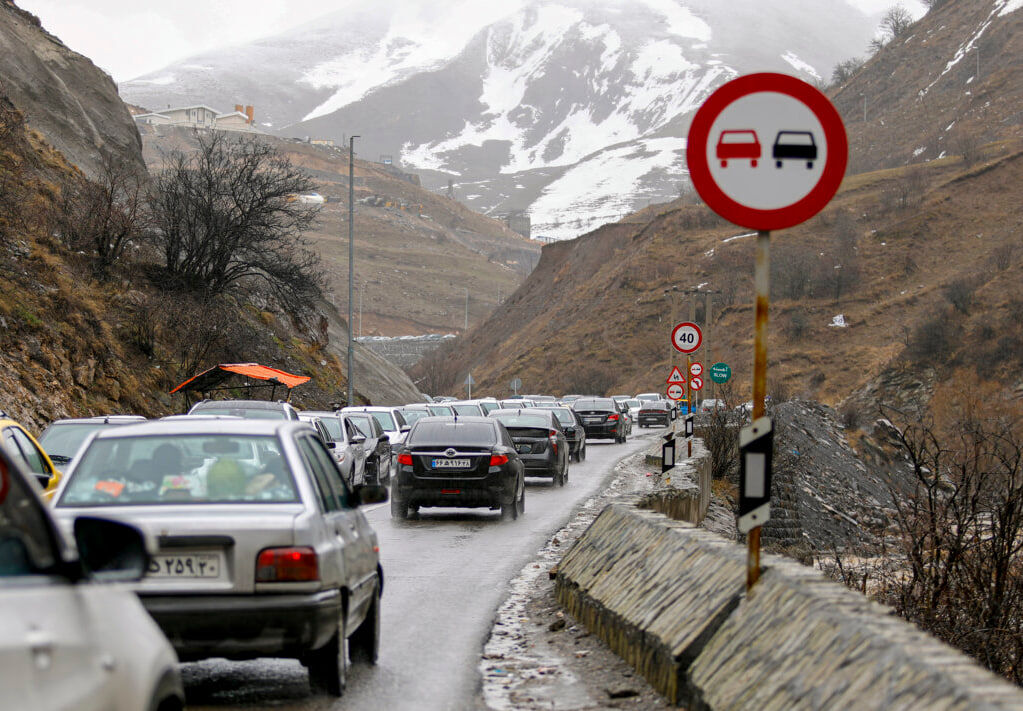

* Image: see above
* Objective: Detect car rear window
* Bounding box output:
[315,417,343,440]
[191,407,287,420]
[401,410,429,425]
[408,422,496,447]
[428,405,452,416]
[38,423,107,459]
[452,404,481,416]
[493,414,549,429]
[549,408,574,426]
[574,399,614,410]
[57,434,299,506]
[370,412,397,431]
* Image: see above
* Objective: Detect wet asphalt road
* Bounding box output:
[182,432,656,710]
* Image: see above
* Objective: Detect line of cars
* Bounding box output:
[0,390,680,706]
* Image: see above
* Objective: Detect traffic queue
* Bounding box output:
[0,390,676,707]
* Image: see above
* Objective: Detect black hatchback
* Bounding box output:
[571,398,627,443]
[392,416,525,520]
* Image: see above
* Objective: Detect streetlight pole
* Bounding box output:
[347,135,360,407]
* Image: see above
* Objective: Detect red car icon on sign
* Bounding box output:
[715,130,761,168]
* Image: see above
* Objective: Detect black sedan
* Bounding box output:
[571,397,628,443]
[392,416,525,520]
[535,405,586,462]
[637,400,673,428]
[489,409,570,486]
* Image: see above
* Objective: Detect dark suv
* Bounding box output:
[392,416,524,520]
[571,398,627,443]
[637,400,673,428]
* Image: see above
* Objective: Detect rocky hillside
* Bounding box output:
[0,4,423,431]
[416,140,1023,403]
[833,0,1023,173]
[138,126,538,336]
[0,1,143,178]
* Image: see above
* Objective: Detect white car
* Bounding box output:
[340,406,411,479]
[0,442,184,711]
[700,399,727,413]
[635,393,661,402]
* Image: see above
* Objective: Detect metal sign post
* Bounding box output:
[685,73,847,592]
[464,373,475,399]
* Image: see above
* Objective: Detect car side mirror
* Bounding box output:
[73,516,150,582]
[400,426,411,434]
[351,434,366,444]
[353,484,388,506]
[326,441,337,450]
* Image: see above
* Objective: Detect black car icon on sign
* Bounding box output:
[772,131,817,169]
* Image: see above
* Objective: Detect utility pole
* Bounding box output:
[358,284,363,339]
[347,135,359,407]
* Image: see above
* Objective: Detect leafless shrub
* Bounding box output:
[124,291,162,359]
[881,5,914,37]
[831,57,865,86]
[559,362,617,397]
[906,311,952,364]
[166,295,249,379]
[989,244,1016,272]
[951,129,983,167]
[146,131,323,314]
[943,275,983,315]
[52,156,147,276]
[838,401,863,430]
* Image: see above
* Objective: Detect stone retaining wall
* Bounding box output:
[639,438,712,526]
[556,502,1023,710]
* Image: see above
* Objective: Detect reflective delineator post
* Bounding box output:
[748,229,770,591]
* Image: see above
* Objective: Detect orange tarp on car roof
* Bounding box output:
[170,363,311,394]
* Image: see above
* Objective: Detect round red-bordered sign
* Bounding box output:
[687,73,847,231]
[671,322,702,354]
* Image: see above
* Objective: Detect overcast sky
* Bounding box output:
[18,0,926,83]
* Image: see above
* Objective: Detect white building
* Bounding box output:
[133,104,262,133]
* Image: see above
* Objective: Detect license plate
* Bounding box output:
[516,444,532,454]
[148,553,220,578]
[432,458,471,469]
[585,418,602,423]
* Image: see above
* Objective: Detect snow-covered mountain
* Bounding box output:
[121,0,885,240]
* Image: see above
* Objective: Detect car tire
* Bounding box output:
[350,583,380,665]
[501,493,519,520]
[518,484,525,515]
[554,468,565,487]
[308,614,347,696]
[390,492,408,520]
[580,444,586,461]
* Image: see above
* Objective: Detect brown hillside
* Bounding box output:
[139,126,540,337]
[417,141,1023,402]
[833,0,1023,173]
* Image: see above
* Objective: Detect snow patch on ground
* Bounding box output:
[829,314,848,328]
[913,146,926,156]
[723,232,756,243]
[528,137,683,241]
[780,51,821,80]
[921,0,1014,95]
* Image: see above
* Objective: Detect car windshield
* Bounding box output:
[428,405,452,416]
[370,412,397,431]
[493,414,549,429]
[452,404,480,416]
[574,399,614,410]
[408,422,496,447]
[347,415,374,437]
[192,407,287,420]
[37,423,106,459]
[478,401,499,414]
[57,434,299,506]
[624,399,642,409]
[721,130,756,143]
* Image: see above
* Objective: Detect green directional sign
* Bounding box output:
[710,362,732,384]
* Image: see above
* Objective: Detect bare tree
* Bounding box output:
[881,5,914,38]
[831,57,865,86]
[52,156,147,276]
[147,132,323,313]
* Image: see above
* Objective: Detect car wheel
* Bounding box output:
[554,468,565,487]
[350,583,380,665]
[516,479,525,516]
[501,494,519,520]
[390,492,408,520]
[776,160,783,168]
[580,444,586,461]
[308,614,347,696]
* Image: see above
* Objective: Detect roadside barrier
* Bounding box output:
[556,500,1023,710]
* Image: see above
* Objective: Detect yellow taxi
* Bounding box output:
[0,412,61,496]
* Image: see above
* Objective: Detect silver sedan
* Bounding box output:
[51,419,387,697]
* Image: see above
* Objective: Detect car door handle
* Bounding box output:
[27,628,52,652]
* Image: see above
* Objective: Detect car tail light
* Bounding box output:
[549,430,558,454]
[607,413,619,421]
[397,453,413,466]
[490,454,509,466]
[256,547,318,582]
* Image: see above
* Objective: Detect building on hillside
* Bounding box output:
[132,103,263,133]
[311,139,335,146]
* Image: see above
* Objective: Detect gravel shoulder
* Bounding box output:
[476,435,691,710]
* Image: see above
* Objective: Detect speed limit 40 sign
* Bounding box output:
[671,322,702,354]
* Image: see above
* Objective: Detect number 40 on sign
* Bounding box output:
[671,322,702,354]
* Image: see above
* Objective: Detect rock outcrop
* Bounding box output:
[0,1,144,178]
